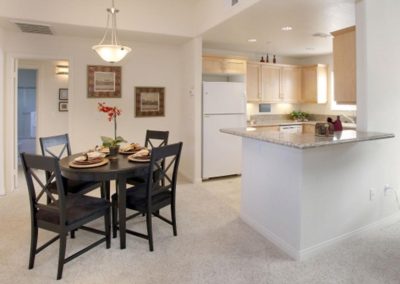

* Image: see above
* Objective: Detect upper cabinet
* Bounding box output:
[246,62,261,102]
[203,56,246,75]
[246,62,301,103]
[261,64,281,103]
[331,26,356,104]
[301,64,327,104]
[281,66,302,103]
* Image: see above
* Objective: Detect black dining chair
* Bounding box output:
[126,130,169,186]
[112,142,182,251]
[20,153,111,280]
[39,134,103,197]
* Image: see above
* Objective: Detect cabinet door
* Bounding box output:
[223,59,246,74]
[301,66,317,103]
[202,57,223,74]
[303,124,315,134]
[281,67,301,103]
[261,65,281,102]
[332,26,356,104]
[246,63,261,102]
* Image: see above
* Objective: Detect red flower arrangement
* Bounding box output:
[97,102,125,147]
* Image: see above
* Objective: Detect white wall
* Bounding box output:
[180,37,203,182]
[2,31,188,192]
[0,27,5,195]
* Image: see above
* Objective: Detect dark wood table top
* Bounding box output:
[59,153,149,181]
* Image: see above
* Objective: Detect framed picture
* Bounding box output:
[135,87,165,117]
[59,102,68,112]
[87,65,121,98]
[59,88,68,100]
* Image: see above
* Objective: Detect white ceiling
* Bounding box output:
[202,0,356,58]
[0,0,356,57]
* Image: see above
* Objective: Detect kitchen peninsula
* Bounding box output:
[221,127,394,260]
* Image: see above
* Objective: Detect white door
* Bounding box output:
[202,114,245,179]
[203,82,245,114]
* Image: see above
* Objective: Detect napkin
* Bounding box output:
[132,149,150,158]
[120,143,141,152]
[74,151,105,162]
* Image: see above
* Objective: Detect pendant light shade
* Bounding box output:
[92,0,131,63]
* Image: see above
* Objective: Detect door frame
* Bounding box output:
[3,53,73,194]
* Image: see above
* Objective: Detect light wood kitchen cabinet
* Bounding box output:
[301,64,327,104]
[302,124,315,134]
[246,62,261,102]
[331,26,356,104]
[261,65,281,103]
[281,66,301,103]
[203,56,246,75]
[246,62,301,103]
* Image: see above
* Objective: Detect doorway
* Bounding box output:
[17,69,37,158]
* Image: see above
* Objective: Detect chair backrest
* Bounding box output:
[145,130,169,149]
[20,153,67,225]
[39,134,72,160]
[145,142,182,202]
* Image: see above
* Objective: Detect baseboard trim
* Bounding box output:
[240,212,300,260]
[299,211,400,260]
[241,211,400,261]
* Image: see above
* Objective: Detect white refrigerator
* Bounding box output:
[202,81,246,179]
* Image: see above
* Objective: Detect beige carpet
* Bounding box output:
[1,175,400,283]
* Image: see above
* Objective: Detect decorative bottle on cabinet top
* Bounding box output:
[260,56,265,62]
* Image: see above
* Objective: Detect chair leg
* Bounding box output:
[105,208,111,249]
[70,230,76,239]
[112,198,118,238]
[28,226,38,269]
[57,233,67,280]
[171,203,177,236]
[146,211,154,252]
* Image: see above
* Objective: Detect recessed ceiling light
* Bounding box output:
[248,38,257,42]
[281,26,293,31]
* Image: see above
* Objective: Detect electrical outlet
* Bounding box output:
[370,188,376,201]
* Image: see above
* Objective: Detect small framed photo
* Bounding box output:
[135,87,165,117]
[59,102,68,112]
[87,65,121,98]
[59,88,68,100]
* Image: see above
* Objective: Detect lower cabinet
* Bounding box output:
[302,124,315,134]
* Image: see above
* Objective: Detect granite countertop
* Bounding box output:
[248,120,357,129]
[221,128,394,149]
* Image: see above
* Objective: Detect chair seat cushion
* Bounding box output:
[48,179,101,194]
[37,195,110,225]
[111,184,171,212]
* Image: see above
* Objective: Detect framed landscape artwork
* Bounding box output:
[135,87,165,117]
[87,65,121,98]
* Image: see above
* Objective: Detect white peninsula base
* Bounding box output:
[240,136,398,260]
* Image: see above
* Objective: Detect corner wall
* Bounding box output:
[0,28,5,195]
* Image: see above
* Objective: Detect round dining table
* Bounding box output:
[59,153,149,249]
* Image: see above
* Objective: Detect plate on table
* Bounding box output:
[128,155,150,163]
[119,144,145,155]
[69,158,109,168]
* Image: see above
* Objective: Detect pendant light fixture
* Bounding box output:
[92,0,131,63]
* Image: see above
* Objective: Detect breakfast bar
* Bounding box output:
[221,128,394,260]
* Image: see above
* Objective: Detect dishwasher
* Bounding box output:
[279,125,302,133]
